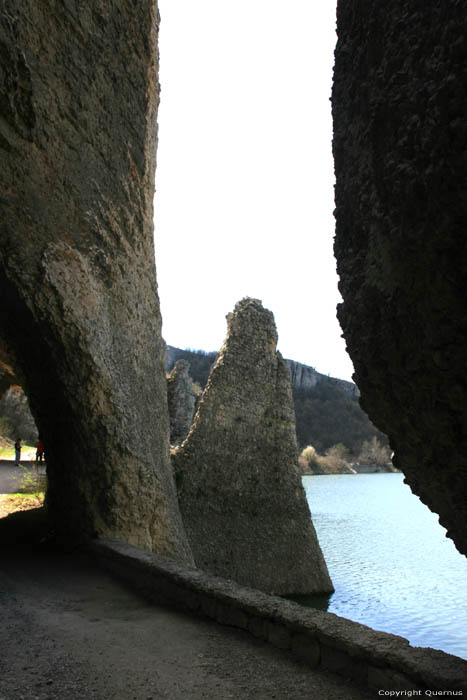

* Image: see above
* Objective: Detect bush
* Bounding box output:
[357,437,392,467]
[298,445,319,472]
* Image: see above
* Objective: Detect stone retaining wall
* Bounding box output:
[90,539,467,693]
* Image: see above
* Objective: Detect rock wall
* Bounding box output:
[0,1,192,561]
[332,1,467,555]
[0,386,37,442]
[286,359,359,398]
[167,360,197,445]
[173,298,333,595]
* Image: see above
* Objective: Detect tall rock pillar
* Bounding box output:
[174,298,333,595]
[0,1,192,561]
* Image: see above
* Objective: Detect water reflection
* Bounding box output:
[298,473,467,660]
[287,592,332,612]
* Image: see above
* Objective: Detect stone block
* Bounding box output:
[199,594,217,619]
[291,632,320,667]
[268,622,292,650]
[367,666,422,691]
[320,645,367,684]
[215,603,249,630]
[248,616,269,641]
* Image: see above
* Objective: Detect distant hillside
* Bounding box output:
[166,345,388,456]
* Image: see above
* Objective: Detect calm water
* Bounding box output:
[301,473,467,659]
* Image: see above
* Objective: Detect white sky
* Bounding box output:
[153,0,355,382]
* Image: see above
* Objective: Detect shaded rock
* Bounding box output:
[173,298,333,595]
[0,1,192,562]
[167,360,197,445]
[0,386,37,442]
[332,2,467,554]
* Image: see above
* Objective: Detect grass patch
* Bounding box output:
[0,493,45,518]
[0,443,36,459]
[0,466,47,519]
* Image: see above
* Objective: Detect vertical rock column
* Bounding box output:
[173,298,333,595]
[332,1,467,554]
[167,360,197,446]
[0,1,192,561]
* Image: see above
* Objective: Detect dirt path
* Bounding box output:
[0,461,43,494]
[0,462,45,518]
[0,534,376,700]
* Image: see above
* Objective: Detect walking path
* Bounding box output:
[0,515,376,700]
[0,460,45,494]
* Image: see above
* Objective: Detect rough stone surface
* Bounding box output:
[287,359,359,398]
[173,298,333,595]
[0,1,192,562]
[167,359,197,445]
[0,385,37,441]
[332,1,467,555]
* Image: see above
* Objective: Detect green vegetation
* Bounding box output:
[167,347,390,460]
[0,441,36,459]
[0,466,46,518]
[293,383,388,456]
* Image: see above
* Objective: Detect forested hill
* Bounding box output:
[165,346,388,456]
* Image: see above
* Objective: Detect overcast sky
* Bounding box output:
[153,0,355,381]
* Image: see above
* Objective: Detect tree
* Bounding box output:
[357,437,392,467]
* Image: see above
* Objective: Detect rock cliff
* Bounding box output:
[173,298,333,595]
[0,1,192,561]
[333,1,467,554]
[167,346,359,398]
[167,360,197,446]
[286,359,358,398]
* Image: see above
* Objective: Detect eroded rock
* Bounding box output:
[173,298,333,595]
[167,360,197,445]
[332,2,467,554]
[0,1,192,561]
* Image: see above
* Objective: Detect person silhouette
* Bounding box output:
[14,438,21,466]
[36,439,44,464]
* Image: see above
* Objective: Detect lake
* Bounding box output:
[300,473,467,660]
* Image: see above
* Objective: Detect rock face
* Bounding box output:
[0,386,37,442]
[0,1,192,561]
[286,359,359,398]
[167,360,197,445]
[173,298,333,595]
[332,2,467,555]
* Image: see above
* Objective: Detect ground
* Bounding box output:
[0,541,377,700]
[0,461,45,518]
[0,468,375,700]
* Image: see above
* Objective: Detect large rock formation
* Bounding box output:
[0,1,192,561]
[167,359,197,445]
[173,298,333,595]
[332,2,467,555]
